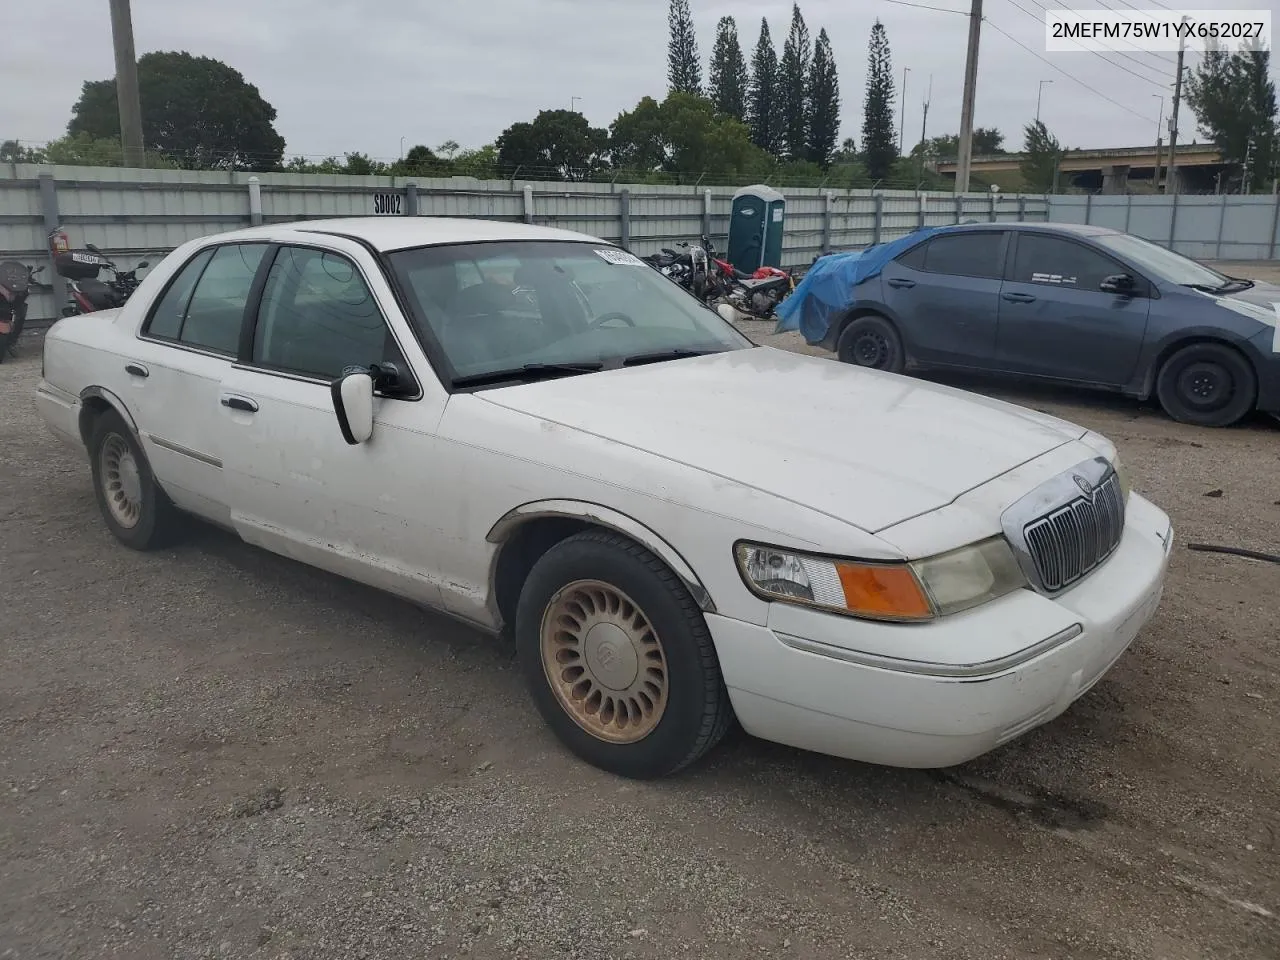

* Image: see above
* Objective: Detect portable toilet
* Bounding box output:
[727,184,786,273]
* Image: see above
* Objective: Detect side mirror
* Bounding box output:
[1100,273,1135,295]
[137,260,150,269]
[331,370,374,445]
[85,242,102,254]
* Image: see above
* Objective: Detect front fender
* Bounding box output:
[486,499,716,613]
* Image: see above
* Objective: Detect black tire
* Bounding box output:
[836,314,905,373]
[87,409,183,549]
[515,530,733,779]
[1155,342,1257,427]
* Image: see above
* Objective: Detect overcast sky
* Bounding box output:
[3,0,1276,162]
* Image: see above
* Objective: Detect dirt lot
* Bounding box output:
[3,272,1279,958]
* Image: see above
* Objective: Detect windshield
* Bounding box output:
[1093,233,1229,289]
[387,240,752,386]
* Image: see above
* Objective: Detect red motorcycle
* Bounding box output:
[708,244,795,320]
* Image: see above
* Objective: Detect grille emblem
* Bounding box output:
[1073,474,1094,496]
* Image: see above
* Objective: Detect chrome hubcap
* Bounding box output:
[539,580,669,744]
[100,433,143,528]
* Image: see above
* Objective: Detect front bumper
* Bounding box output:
[706,492,1173,768]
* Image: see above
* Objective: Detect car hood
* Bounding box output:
[477,347,1087,532]
[1200,280,1280,329]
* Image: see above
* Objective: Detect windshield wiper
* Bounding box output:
[452,361,604,388]
[1183,283,1222,293]
[1216,277,1255,293]
[619,348,718,367]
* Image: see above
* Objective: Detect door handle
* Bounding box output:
[1002,292,1037,303]
[124,362,149,378]
[220,394,259,413]
[887,278,916,289]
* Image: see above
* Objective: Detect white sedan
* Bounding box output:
[34,217,1174,779]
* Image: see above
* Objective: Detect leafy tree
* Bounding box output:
[36,132,175,168]
[1020,120,1064,192]
[778,4,811,161]
[67,51,285,170]
[747,19,780,154]
[452,144,499,179]
[806,28,840,166]
[914,128,1005,160]
[610,92,764,178]
[668,0,702,96]
[1185,38,1277,191]
[437,140,461,160]
[400,144,442,174]
[0,140,45,162]
[495,109,608,180]
[832,137,858,163]
[709,16,749,122]
[861,19,898,181]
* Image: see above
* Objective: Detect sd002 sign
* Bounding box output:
[372,192,403,215]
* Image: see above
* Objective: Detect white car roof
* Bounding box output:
[219,217,607,253]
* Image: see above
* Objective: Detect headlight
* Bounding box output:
[735,537,1027,621]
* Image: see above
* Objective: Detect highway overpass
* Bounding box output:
[936,143,1228,193]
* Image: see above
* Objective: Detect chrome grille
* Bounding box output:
[1022,471,1126,593]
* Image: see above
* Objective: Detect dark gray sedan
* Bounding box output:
[821,223,1280,427]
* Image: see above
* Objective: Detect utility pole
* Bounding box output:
[1035,80,1052,124]
[955,0,982,194]
[1166,21,1187,196]
[898,68,910,154]
[1152,95,1164,192]
[918,76,932,183]
[108,0,145,168]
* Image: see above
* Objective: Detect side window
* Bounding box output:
[145,248,214,340]
[252,246,405,382]
[1012,234,1123,292]
[921,233,1005,279]
[175,244,267,355]
[896,242,927,271]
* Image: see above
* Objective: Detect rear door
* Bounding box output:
[996,232,1152,385]
[125,241,270,526]
[879,230,1008,367]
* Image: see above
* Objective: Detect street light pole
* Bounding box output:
[1152,95,1164,192]
[108,0,145,167]
[570,97,581,113]
[1035,80,1052,124]
[898,68,910,153]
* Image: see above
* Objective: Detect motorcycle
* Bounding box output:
[54,242,149,316]
[705,241,796,320]
[0,261,43,361]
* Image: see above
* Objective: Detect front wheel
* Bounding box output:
[1155,342,1256,427]
[515,531,733,779]
[836,314,905,373]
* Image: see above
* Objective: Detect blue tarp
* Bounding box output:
[774,227,944,344]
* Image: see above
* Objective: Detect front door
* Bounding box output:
[880,230,1008,367]
[996,232,1152,385]
[125,241,270,525]
[217,241,449,607]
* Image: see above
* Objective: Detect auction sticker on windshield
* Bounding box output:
[595,249,646,267]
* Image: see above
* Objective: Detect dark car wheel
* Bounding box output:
[1155,342,1257,428]
[515,530,734,779]
[837,315,905,373]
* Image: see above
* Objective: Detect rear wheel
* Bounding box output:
[837,314,905,373]
[87,410,183,549]
[1155,342,1256,427]
[515,531,733,779]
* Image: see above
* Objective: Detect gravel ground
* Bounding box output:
[3,266,1279,959]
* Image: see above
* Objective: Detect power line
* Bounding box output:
[983,17,1160,123]
[881,0,969,14]
[1001,0,1170,90]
